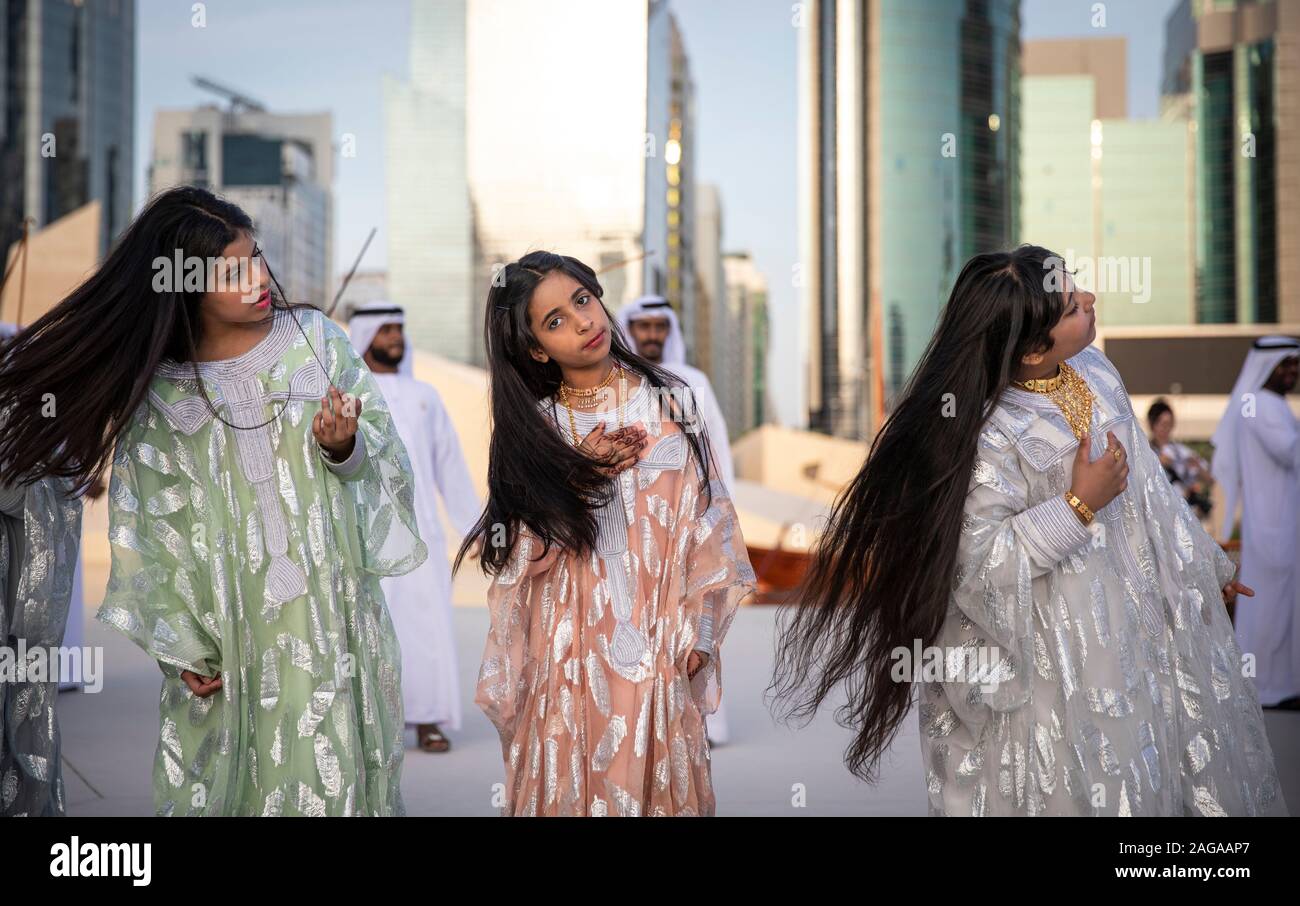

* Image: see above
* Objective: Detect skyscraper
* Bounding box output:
[0,0,135,257]
[466,0,687,316]
[695,183,723,376]
[1162,0,1300,323]
[724,251,770,437]
[383,0,696,365]
[383,0,475,363]
[664,14,698,359]
[799,0,1020,439]
[1022,37,1196,327]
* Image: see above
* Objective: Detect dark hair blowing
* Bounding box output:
[770,244,1071,782]
[0,185,306,491]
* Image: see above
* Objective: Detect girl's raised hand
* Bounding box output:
[313,385,361,460]
[577,423,647,476]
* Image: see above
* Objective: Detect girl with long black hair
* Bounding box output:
[456,250,754,816]
[772,245,1285,816]
[0,186,427,815]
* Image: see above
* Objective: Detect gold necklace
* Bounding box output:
[559,367,628,446]
[1013,369,1064,393]
[559,366,618,410]
[1012,361,1094,439]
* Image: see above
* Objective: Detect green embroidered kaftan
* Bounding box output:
[98,306,427,816]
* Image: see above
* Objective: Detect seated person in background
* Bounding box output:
[1148,398,1213,519]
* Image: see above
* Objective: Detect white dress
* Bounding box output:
[373,373,481,730]
[665,363,734,743]
[1233,390,1300,706]
[921,345,1286,816]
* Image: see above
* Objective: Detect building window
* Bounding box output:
[182,131,208,174]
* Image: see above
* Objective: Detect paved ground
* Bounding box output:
[58,605,1299,816]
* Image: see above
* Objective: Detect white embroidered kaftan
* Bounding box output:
[923,345,1286,816]
[372,372,480,729]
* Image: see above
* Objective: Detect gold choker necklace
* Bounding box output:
[1013,366,1064,393]
[561,364,619,410]
[558,367,627,446]
[1012,362,1094,439]
[561,365,618,399]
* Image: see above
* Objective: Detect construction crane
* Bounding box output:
[192,76,267,113]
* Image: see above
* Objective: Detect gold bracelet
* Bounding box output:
[1064,491,1094,525]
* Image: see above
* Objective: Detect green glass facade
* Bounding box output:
[1187,16,1279,326]
[1021,76,1094,261]
[1196,49,1238,322]
[877,0,1020,402]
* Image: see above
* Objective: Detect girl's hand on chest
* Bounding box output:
[578,423,647,476]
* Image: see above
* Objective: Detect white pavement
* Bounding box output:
[57,606,1299,816]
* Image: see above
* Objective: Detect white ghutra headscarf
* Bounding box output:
[616,295,686,366]
[1210,335,1300,540]
[347,301,412,377]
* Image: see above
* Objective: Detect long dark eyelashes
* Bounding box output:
[548,294,590,330]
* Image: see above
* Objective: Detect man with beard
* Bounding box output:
[348,302,482,750]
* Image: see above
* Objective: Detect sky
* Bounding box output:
[136,0,1180,429]
[1022,0,1183,117]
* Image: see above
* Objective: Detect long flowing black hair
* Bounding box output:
[0,185,313,492]
[454,250,714,576]
[770,245,1070,782]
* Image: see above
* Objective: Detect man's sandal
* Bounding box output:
[418,723,451,753]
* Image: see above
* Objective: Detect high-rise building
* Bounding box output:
[384,0,695,365]
[723,251,769,437]
[1162,0,1300,323]
[1022,37,1197,327]
[695,184,723,376]
[383,0,475,363]
[470,0,687,342]
[0,0,135,257]
[150,104,333,309]
[799,0,1020,439]
[664,15,698,359]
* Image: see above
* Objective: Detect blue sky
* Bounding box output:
[1023,0,1181,117]
[136,0,1179,427]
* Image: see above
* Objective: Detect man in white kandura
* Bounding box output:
[349,303,483,750]
[1211,336,1300,710]
[617,294,736,743]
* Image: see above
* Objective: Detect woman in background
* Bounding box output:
[1147,398,1213,520]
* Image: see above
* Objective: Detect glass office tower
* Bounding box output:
[0,0,134,256]
[800,0,1020,438]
